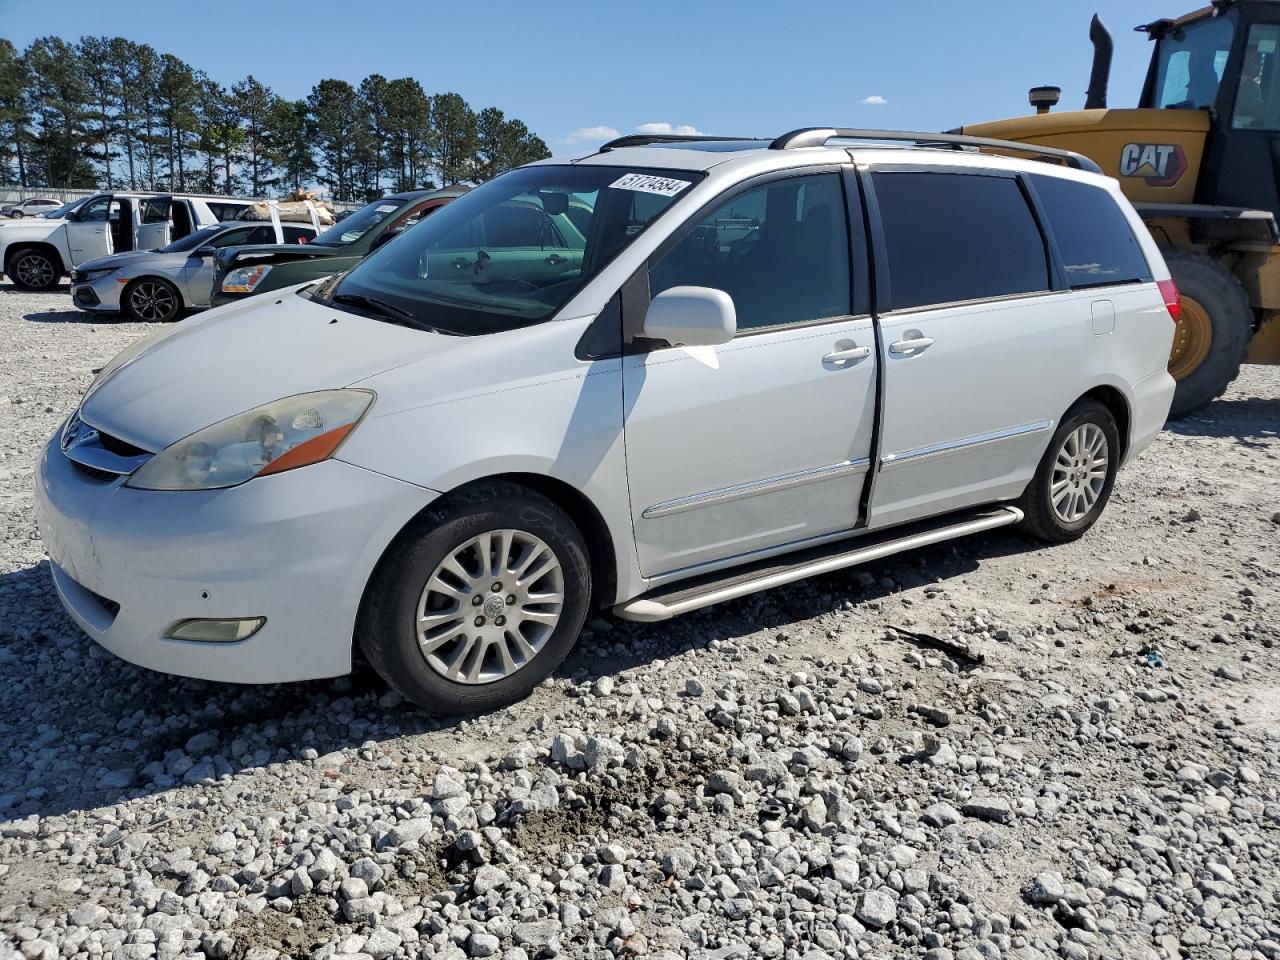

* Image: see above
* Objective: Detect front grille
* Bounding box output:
[69,461,118,482]
[97,431,148,458]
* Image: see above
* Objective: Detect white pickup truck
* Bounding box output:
[0,192,255,290]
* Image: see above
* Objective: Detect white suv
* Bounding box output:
[35,128,1177,713]
[1,192,254,290]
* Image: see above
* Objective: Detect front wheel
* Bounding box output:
[8,249,60,290]
[124,277,182,323]
[1018,399,1120,543]
[357,482,592,713]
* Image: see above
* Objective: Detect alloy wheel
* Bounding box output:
[415,529,565,685]
[1050,423,1109,523]
[129,280,177,322]
[15,253,55,288]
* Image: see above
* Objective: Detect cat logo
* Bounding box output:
[1119,142,1189,187]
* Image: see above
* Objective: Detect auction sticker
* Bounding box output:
[609,173,690,197]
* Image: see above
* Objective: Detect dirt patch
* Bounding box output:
[228,896,337,960]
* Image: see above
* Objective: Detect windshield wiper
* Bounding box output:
[332,292,437,332]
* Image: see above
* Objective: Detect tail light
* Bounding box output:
[1157,278,1181,322]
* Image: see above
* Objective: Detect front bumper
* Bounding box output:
[71,275,123,313]
[34,435,437,683]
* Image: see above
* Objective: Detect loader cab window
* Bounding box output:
[1232,24,1280,129]
[1152,14,1236,110]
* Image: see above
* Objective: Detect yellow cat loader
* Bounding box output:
[960,1,1280,417]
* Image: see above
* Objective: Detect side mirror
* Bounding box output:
[371,230,397,251]
[641,286,736,347]
[194,246,216,257]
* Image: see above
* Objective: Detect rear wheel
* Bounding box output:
[1162,248,1252,419]
[124,277,182,323]
[8,249,60,290]
[357,482,592,713]
[1018,399,1120,543]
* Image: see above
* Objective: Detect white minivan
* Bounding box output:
[35,129,1177,713]
[1,192,254,290]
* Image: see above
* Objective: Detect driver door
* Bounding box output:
[65,195,115,265]
[622,170,877,577]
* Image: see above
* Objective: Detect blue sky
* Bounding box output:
[4,0,1180,151]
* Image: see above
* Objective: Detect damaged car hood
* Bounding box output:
[79,291,471,452]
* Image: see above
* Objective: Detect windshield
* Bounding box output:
[159,224,223,254]
[330,165,700,335]
[44,197,88,220]
[311,198,405,246]
[1152,13,1236,109]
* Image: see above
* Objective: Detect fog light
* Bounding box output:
[166,617,266,642]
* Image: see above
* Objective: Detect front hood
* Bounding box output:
[0,220,58,243]
[77,250,167,273]
[217,243,347,270]
[79,292,474,451]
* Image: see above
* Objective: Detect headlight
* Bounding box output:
[222,264,272,294]
[78,267,116,281]
[125,390,374,491]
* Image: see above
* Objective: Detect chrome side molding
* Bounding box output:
[641,458,871,520]
[880,420,1051,471]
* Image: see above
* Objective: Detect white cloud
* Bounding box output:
[636,122,704,136]
[564,125,621,144]
[862,95,888,106]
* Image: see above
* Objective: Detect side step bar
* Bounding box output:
[614,505,1024,623]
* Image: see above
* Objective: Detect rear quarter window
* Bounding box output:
[1030,174,1151,289]
[872,171,1050,310]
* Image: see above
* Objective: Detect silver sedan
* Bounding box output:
[70,221,317,322]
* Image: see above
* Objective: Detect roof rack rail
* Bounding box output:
[768,127,1103,174]
[598,133,761,151]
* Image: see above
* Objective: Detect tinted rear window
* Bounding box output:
[873,172,1050,310]
[1030,174,1151,289]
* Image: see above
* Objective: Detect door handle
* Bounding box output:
[545,253,568,266]
[822,345,872,364]
[888,334,934,355]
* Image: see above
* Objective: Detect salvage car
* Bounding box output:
[211,187,466,306]
[0,192,255,291]
[71,220,319,323]
[1,196,62,218]
[35,129,1177,713]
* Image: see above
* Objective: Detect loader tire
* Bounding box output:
[1163,248,1252,419]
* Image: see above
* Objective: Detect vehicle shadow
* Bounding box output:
[0,281,70,294]
[22,308,103,325]
[0,525,1040,824]
[1165,395,1280,446]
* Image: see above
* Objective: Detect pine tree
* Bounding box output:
[432,92,478,186]
[77,37,117,188]
[0,40,30,186]
[25,37,93,187]
[267,98,315,193]
[232,75,278,195]
[307,78,361,200]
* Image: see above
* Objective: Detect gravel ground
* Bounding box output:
[1,283,1278,960]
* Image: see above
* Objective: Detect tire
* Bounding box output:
[357,481,592,713]
[124,277,182,323]
[1018,399,1120,543]
[7,249,60,290]
[10,211,23,219]
[1162,248,1252,419]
